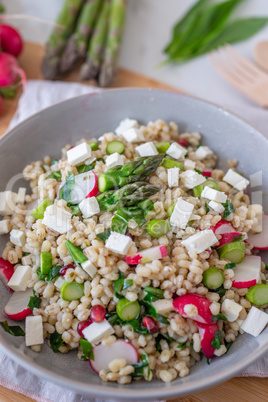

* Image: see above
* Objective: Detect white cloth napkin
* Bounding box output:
[1,80,267,402]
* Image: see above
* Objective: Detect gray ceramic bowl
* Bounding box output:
[0,89,267,400]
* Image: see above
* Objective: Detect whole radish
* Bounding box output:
[0,24,23,57]
[0,52,26,88]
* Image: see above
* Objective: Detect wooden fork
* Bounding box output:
[209,45,268,108]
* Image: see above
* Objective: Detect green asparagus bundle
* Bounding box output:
[80,0,111,80]
[42,0,84,79]
[97,181,160,211]
[60,0,102,74]
[98,0,126,87]
[98,154,164,192]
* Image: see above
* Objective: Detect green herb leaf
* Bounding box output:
[265,264,268,271]
[59,172,75,202]
[177,342,187,349]
[204,202,210,214]
[46,265,62,282]
[0,85,17,98]
[96,228,111,242]
[211,285,227,299]
[36,266,46,281]
[225,341,233,352]
[79,338,94,360]
[28,294,42,310]
[69,204,81,217]
[0,321,25,336]
[65,240,87,264]
[225,262,236,270]
[140,299,170,325]
[207,358,211,365]
[211,330,222,350]
[212,313,227,322]
[76,164,95,174]
[113,271,133,299]
[222,200,235,219]
[49,331,64,352]
[194,168,203,175]
[144,286,164,300]
[111,209,130,234]
[106,311,124,326]
[46,171,62,182]
[155,333,175,352]
[132,352,150,378]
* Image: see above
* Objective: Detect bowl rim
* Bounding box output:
[0,88,267,399]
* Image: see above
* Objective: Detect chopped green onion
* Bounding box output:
[202,267,224,290]
[116,298,140,321]
[106,140,125,155]
[146,219,171,238]
[65,240,87,264]
[246,284,268,306]
[219,241,245,264]
[88,141,99,151]
[155,142,171,153]
[144,286,164,299]
[161,158,184,170]
[60,282,84,301]
[40,251,52,275]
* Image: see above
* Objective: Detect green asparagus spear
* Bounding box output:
[98,0,127,87]
[60,0,103,74]
[97,182,160,211]
[42,0,84,79]
[98,154,164,192]
[80,0,111,80]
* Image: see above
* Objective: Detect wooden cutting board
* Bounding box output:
[0,42,267,402]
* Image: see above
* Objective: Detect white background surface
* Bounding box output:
[3,0,268,107]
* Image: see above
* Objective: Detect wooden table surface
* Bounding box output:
[0,42,267,402]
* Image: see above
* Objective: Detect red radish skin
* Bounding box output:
[195,322,219,359]
[90,305,106,323]
[4,289,33,320]
[89,339,138,374]
[59,264,75,276]
[0,257,15,290]
[211,220,235,235]
[232,255,261,289]
[216,232,245,248]
[202,171,212,177]
[248,215,268,250]
[177,139,188,147]
[0,24,23,57]
[77,319,92,338]
[142,316,158,333]
[125,245,168,265]
[0,53,26,88]
[86,171,99,197]
[173,294,213,324]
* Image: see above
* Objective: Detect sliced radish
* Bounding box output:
[248,215,268,250]
[211,220,235,235]
[0,257,14,290]
[202,171,212,177]
[216,232,245,248]
[125,245,167,265]
[4,288,33,320]
[232,255,261,289]
[89,339,138,374]
[69,171,98,204]
[173,294,213,324]
[195,321,219,359]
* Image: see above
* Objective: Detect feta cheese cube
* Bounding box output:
[82,320,115,345]
[81,260,97,278]
[105,152,125,168]
[166,142,187,160]
[67,142,92,166]
[115,118,138,136]
[0,191,17,215]
[152,299,175,315]
[170,198,194,229]
[241,306,268,337]
[16,187,26,204]
[223,169,249,191]
[135,142,158,157]
[180,171,206,189]
[181,229,218,254]
[21,254,32,266]
[221,299,242,322]
[195,146,213,160]
[201,186,227,203]
[43,204,72,234]
[122,127,145,143]
[208,200,225,213]
[184,159,196,170]
[54,276,65,290]
[79,197,100,218]
[0,219,10,234]
[105,231,133,255]
[168,167,180,187]
[10,229,26,247]
[7,265,32,291]
[25,316,44,346]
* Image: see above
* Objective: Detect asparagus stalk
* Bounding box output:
[60,0,103,74]
[98,0,127,87]
[42,0,84,79]
[98,154,164,192]
[97,181,161,211]
[80,0,111,80]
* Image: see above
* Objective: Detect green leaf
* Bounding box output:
[140,299,170,325]
[59,172,75,202]
[49,331,64,352]
[211,330,222,349]
[265,264,268,271]
[211,285,227,299]
[79,338,94,360]
[46,265,62,282]
[96,228,111,242]
[28,294,42,310]
[113,271,133,299]
[194,168,203,175]
[132,352,150,378]
[111,209,130,234]
[155,333,175,352]
[0,321,25,336]
[222,200,235,219]
[225,262,236,270]
[76,164,95,174]
[212,313,227,322]
[0,4,5,13]
[0,85,16,98]
[205,202,210,214]
[65,240,87,264]
[177,342,187,349]
[144,286,164,299]
[36,266,46,281]
[225,341,233,352]
[106,311,124,326]
[69,204,81,217]
[46,171,62,182]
